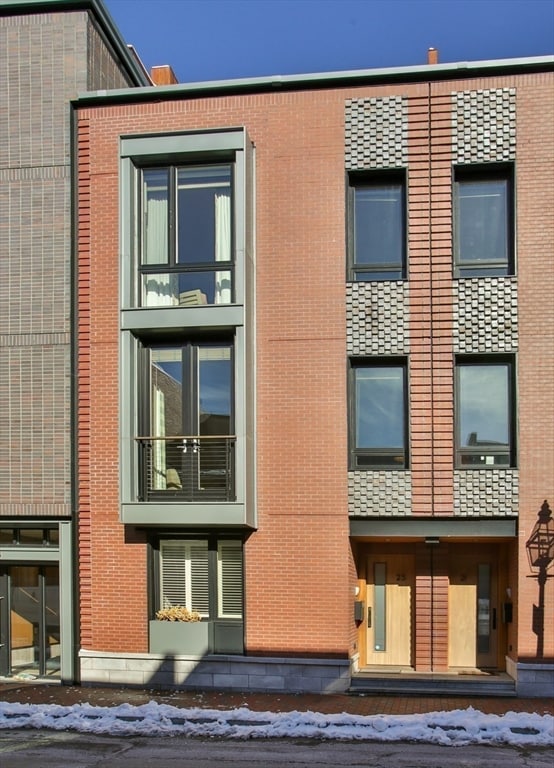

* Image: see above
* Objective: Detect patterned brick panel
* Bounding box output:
[0,345,71,514]
[452,88,516,164]
[87,21,136,90]
[0,11,89,169]
[453,469,519,516]
[348,471,412,516]
[0,171,71,334]
[345,96,408,169]
[454,277,518,353]
[346,281,409,356]
[0,9,135,521]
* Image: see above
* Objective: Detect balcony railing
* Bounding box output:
[136,435,236,502]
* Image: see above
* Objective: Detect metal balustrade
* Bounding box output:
[136,435,236,502]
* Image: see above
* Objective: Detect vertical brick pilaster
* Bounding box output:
[430,546,449,670]
[414,543,449,670]
[414,545,432,670]
[429,87,454,516]
[408,89,454,517]
[408,93,434,516]
[76,117,92,649]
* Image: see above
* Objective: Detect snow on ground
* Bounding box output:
[0,700,553,747]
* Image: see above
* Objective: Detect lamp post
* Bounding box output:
[525,500,554,658]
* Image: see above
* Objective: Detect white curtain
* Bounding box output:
[152,384,166,489]
[144,196,178,306]
[214,192,231,304]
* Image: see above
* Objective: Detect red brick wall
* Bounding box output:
[515,74,554,662]
[76,69,554,663]
[76,91,355,655]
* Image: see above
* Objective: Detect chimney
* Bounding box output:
[150,65,179,86]
[427,47,439,65]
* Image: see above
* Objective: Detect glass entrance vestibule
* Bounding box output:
[0,522,74,681]
[0,565,60,678]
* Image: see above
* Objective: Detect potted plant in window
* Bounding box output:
[149,606,211,655]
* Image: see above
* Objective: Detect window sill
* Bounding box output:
[121,304,244,332]
[121,501,250,527]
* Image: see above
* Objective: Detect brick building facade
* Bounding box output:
[1,0,553,697]
[0,0,148,682]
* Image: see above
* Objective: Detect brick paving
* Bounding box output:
[0,682,552,717]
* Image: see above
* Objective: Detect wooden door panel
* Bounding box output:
[448,580,476,667]
[366,554,413,667]
[448,552,498,670]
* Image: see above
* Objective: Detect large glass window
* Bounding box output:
[350,361,408,468]
[158,538,243,620]
[454,167,513,277]
[138,341,235,501]
[141,164,233,306]
[349,173,406,280]
[455,360,514,467]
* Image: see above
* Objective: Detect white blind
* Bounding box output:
[189,543,209,614]
[160,540,209,616]
[217,541,243,618]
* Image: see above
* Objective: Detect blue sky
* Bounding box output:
[104,0,554,83]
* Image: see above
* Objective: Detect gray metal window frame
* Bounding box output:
[149,534,244,621]
[453,163,515,278]
[454,356,516,468]
[119,129,253,527]
[348,358,409,470]
[347,170,407,282]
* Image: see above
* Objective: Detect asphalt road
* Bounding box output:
[0,730,553,767]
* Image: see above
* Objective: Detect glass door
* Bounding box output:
[148,342,233,500]
[0,565,60,679]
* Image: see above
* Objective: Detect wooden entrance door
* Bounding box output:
[365,554,414,667]
[448,553,498,669]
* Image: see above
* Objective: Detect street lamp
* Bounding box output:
[525,500,554,658]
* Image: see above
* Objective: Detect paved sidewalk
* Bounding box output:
[0,680,552,716]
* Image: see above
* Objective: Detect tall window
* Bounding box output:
[139,341,235,501]
[348,172,406,280]
[454,166,513,277]
[159,538,243,620]
[350,361,408,468]
[455,360,515,467]
[140,164,233,306]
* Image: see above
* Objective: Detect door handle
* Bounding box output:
[367,607,372,628]
[492,608,497,630]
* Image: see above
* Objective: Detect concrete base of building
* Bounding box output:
[506,656,554,698]
[79,650,351,694]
